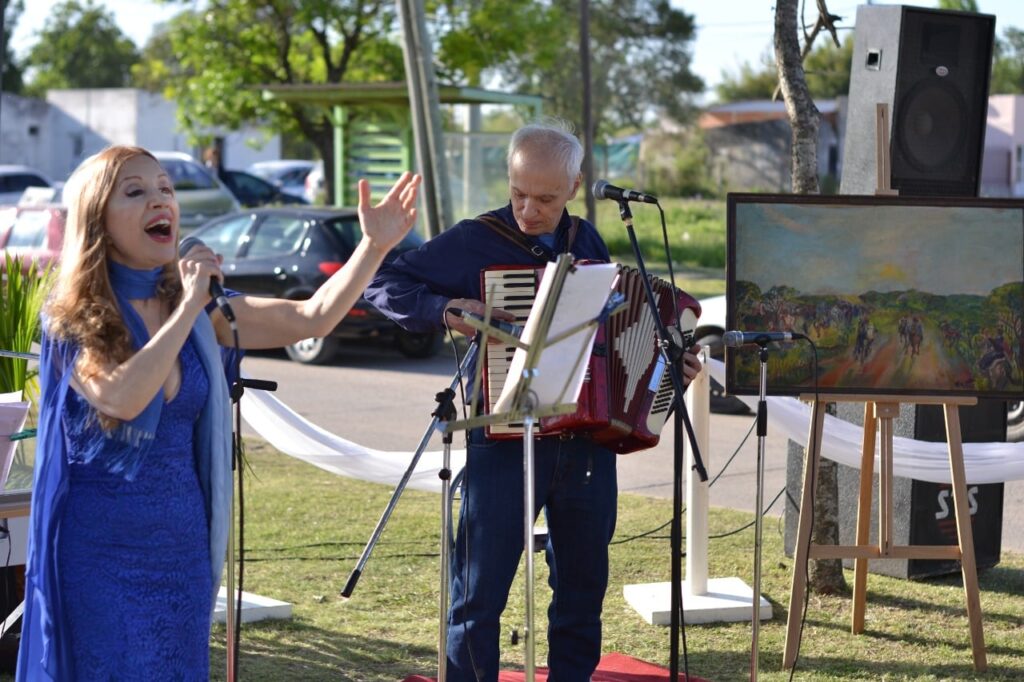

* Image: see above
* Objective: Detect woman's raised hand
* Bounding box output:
[357,172,421,254]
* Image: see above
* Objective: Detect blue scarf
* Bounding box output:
[18,262,233,679]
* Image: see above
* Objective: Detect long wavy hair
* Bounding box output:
[45,146,182,398]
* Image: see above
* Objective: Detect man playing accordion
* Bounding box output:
[366,119,702,681]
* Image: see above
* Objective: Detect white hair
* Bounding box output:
[507,118,583,187]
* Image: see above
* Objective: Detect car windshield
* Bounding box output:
[0,173,50,194]
[160,159,217,191]
[324,215,423,254]
[6,210,51,248]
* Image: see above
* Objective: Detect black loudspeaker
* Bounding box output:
[840,5,995,196]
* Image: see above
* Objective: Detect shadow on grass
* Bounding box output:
[210,620,438,682]
[783,653,1021,680]
[854,585,1023,628]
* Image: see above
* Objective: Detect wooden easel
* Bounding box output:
[783,104,986,672]
[782,396,987,671]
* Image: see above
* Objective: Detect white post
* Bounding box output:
[684,347,711,596]
[623,346,772,625]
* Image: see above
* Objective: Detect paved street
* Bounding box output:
[239,343,1024,555]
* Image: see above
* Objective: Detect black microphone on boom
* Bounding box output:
[178,235,236,324]
[592,179,659,204]
[722,330,805,347]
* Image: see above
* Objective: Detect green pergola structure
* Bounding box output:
[260,82,543,209]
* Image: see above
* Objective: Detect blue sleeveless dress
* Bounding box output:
[55,337,212,680]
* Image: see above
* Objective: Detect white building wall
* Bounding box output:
[46,88,282,175]
[220,130,281,170]
[0,93,54,175]
[135,91,191,154]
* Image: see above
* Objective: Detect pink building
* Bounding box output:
[982,94,1024,197]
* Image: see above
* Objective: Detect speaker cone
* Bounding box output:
[894,79,969,171]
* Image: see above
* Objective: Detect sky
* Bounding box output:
[10,1,1024,94]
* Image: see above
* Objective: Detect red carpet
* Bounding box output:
[404,652,711,681]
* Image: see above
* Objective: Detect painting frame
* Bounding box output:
[726,193,1024,399]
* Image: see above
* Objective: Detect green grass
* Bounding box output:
[205,441,1024,681]
[566,197,728,300]
[569,197,727,272]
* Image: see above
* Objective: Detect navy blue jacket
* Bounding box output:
[365,203,610,333]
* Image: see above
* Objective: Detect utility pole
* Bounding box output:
[397,0,453,237]
[580,0,596,224]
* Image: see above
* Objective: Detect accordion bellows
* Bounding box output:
[481,264,701,454]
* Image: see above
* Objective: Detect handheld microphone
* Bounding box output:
[592,179,658,204]
[178,235,236,324]
[459,311,524,338]
[723,330,805,348]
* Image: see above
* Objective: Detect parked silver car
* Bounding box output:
[0,165,54,206]
[247,159,315,200]
[151,151,240,231]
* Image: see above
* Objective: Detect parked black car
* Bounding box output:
[191,207,441,364]
[219,170,309,208]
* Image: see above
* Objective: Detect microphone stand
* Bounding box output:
[613,199,708,681]
[227,375,278,682]
[750,343,769,681]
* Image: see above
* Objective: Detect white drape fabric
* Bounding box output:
[237,360,1024,490]
[706,358,1024,484]
[239,383,465,494]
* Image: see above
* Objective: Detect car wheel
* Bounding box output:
[395,329,442,359]
[696,331,751,415]
[285,336,339,364]
[1008,400,1024,442]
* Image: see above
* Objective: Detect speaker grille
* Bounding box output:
[888,8,995,197]
[895,79,968,171]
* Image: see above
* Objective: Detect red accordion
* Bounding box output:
[481,264,701,454]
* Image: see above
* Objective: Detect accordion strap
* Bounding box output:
[476,213,580,262]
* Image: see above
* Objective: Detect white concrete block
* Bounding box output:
[623,576,773,625]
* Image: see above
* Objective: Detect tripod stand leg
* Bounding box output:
[341,344,478,599]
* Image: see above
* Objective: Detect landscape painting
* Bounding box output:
[726,194,1024,398]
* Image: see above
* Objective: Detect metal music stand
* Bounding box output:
[0,349,37,638]
[445,254,618,681]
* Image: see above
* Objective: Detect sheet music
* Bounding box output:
[494,262,619,413]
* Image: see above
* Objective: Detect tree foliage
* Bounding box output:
[714,51,779,102]
[714,34,852,103]
[434,0,704,137]
[2,0,25,94]
[936,0,979,11]
[137,0,702,202]
[130,22,178,93]
[992,27,1024,94]
[146,0,406,203]
[24,0,139,96]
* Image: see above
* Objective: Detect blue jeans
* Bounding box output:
[446,429,617,682]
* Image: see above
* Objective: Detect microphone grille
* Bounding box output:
[178,235,203,258]
[591,179,608,199]
[722,330,743,348]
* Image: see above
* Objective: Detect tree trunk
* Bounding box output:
[808,456,845,593]
[774,0,846,594]
[774,0,821,195]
